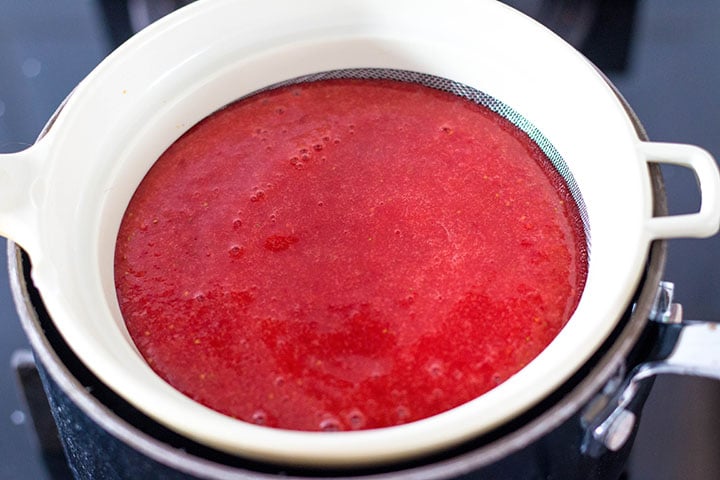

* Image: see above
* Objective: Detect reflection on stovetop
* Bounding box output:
[1,1,719,479]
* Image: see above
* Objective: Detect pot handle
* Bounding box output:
[583,282,720,457]
[0,140,47,257]
[640,141,720,239]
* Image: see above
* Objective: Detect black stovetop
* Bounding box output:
[1,1,719,478]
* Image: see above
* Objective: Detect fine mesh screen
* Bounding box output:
[244,68,590,248]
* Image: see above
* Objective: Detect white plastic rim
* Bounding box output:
[0,0,719,467]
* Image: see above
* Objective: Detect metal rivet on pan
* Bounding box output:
[596,408,637,452]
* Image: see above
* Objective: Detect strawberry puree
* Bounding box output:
[115,78,587,431]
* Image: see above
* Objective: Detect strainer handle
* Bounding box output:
[640,141,720,239]
[0,140,47,257]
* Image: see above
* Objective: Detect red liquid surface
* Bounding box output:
[115,78,587,431]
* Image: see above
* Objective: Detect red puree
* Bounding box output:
[115,78,587,432]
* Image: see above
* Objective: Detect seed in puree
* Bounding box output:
[114,78,588,432]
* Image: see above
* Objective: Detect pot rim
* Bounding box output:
[8,229,669,479]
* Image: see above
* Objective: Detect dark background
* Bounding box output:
[1,1,719,478]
